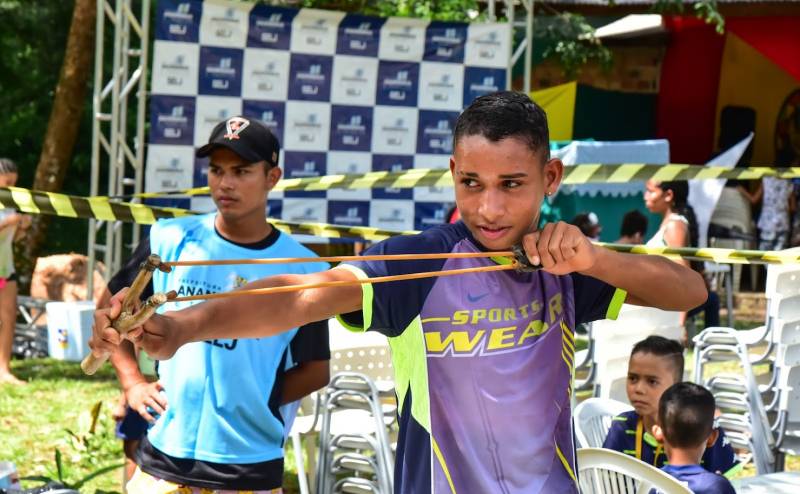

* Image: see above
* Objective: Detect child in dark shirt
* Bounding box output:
[603,336,740,477]
[653,382,736,494]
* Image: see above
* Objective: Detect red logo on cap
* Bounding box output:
[224,117,250,140]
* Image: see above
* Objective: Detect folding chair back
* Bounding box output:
[330,346,394,384]
[592,305,682,399]
[770,294,800,321]
[577,448,692,494]
[774,318,800,347]
[766,263,800,298]
[574,398,633,448]
[776,342,800,444]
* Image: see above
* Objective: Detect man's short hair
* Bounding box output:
[631,335,684,382]
[620,210,648,238]
[659,382,716,448]
[453,91,550,159]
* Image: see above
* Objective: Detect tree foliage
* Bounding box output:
[0,1,81,186]
[296,0,480,21]
[535,12,613,78]
[0,1,95,264]
[16,0,96,282]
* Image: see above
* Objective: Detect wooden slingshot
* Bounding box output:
[79,248,533,375]
[79,240,800,375]
[80,254,177,375]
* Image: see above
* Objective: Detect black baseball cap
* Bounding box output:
[196,116,280,167]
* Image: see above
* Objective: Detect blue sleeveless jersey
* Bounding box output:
[147,213,327,464]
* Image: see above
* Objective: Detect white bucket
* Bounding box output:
[46,301,95,362]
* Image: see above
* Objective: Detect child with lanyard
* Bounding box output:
[91,91,708,493]
[603,336,740,478]
[653,382,737,493]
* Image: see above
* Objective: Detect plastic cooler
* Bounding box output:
[45,301,95,362]
[0,461,20,489]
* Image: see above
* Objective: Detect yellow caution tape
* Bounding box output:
[109,164,800,199]
[593,243,800,266]
[0,186,192,224]
[0,186,416,240]
[4,186,799,265]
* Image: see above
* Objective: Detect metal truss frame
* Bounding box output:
[87,0,150,295]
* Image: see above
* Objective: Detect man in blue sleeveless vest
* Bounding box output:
[93,92,708,493]
[106,116,330,493]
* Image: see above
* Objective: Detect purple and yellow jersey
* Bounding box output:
[338,222,627,494]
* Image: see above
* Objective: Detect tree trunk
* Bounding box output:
[16,0,96,288]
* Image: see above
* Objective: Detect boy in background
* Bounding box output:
[603,336,740,477]
[653,382,736,494]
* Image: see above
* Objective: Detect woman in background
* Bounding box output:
[645,180,720,344]
[0,158,29,384]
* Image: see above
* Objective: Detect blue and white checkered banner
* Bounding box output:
[146,0,511,232]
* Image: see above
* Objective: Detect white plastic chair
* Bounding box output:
[308,319,396,494]
[290,319,396,494]
[289,392,323,494]
[574,398,633,449]
[577,448,692,494]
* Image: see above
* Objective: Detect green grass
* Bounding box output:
[0,358,304,493]
[0,359,124,493]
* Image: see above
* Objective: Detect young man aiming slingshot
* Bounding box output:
[90,91,707,493]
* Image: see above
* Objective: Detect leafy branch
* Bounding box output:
[535,11,613,78]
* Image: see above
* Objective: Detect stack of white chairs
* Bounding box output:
[313,319,396,494]
[590,305,683,402]
[770,315,800,469]
[316,371,395,494]
[693,261,800,369]
[693,326,776,473]
[759,257,800,469]
[692,254,800,473]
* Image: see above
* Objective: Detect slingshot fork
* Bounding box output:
[81,254,176,375]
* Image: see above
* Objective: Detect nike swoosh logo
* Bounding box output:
[467,292,489,303]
